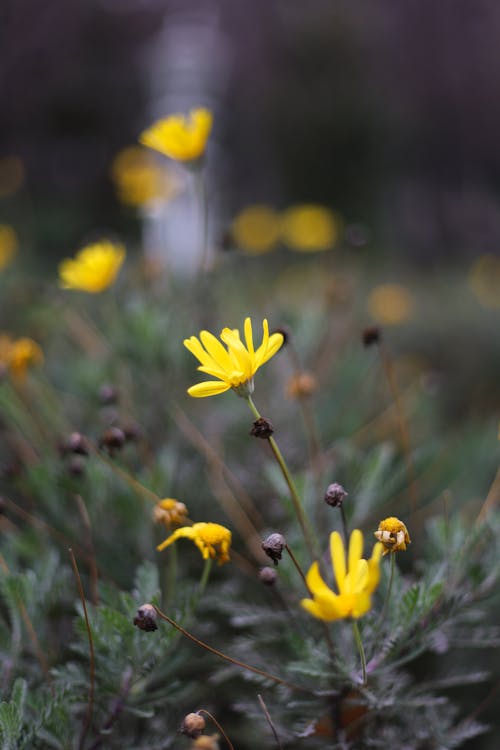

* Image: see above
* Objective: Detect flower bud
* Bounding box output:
[180,712,206,738]
[60,432,89,456]
[261,533,286,565]
[324,483,348,508]
[99,426,126,454]
[259,566,278,585]
[98,383,119,405]
[250,416,274,439]
[133,603,158,632]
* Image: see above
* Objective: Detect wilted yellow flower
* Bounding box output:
[153,498,189,529]
[301,530,383,621]
[281,204,338,252]
[157,522,232,565]
[0,225,17,271]
[231,205,280,254]
[367,284,414,325]
[0,335,43,382]
[468,255,500,310]
[139,108,213,163]
[111,146,180,207]
[184,317,284,398]
[59,241,125,293]
[374,517,411,555]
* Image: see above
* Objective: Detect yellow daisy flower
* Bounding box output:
[374,517,411,555]
[58,241,125,293]
[157,522,232,565]
[184,317,284,398]
[139,108,213,163]
[301,530,383,621]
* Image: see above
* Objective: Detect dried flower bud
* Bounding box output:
[133,603,158,632]
[67,456,86,477]
[99,426,126,454]
[271,325,290,347]
[324,482,348,508]
[250,417,274,439]
[262,533,286,565]
[362,326,381,347]
[286,372,317,399]
[60,432,89,456]
[180,712,206,738]
[122,422,143,442]
[259,566,278,585]
[98,383,119,405]
[374,517,411,555]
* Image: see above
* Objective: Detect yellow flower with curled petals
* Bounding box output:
[58,241,125,293]
[157,522,232,565]
[301,530,383,621]
[0,225,18,271]
[374,517,411,555]
[139,108,213,163]
[184,317,284,398]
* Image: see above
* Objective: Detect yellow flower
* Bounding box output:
[374,517,411,555]
[0,335,43,382]
[231,205,280,255]
[139,108,213,163]
[153,498,189,529]
[367,284,415,326]
[184,317,284,398]
[280,204,339,252]
[110,146,180,207]
[0,225,18,271]
[157,522,232,565]
[58,241,125,293]
[301,530,383,621]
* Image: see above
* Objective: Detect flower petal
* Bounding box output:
[348,529,363,577]
[157,526,195,551]
[330,531,346,594]
[187,380,232,398]
[199,330,235,372]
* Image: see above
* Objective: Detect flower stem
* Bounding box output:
[194,169,209,274]
[352,620,367,686]
[246,395,317,561]
[379,552,395,625]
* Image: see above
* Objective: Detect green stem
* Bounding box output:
[163,544,177,609]
[379,552,395,625]
[194,169,209,274]
[352,620,367,686]
[246,395,317,561]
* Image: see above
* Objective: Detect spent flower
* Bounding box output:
[59,240,125,293]
[301,530,383,621]
[374,517,411,555]
[157,522,231,565]
[153,498,189,529]
[139,108,212,163]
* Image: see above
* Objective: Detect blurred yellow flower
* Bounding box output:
[157,522,232,564]
[0,156,24,199]
[231,205,280,254]
[59,241,125,293]
[139,108,213,163]
[184,317,284,398]
[110,146,180,207]
[301,530,383,621]
[281,204,338,252]
[374,517,411,555]
[153,498,189,529]
[468,255,500,310]
[367,284,415,325]
[0,335,43,382]
[0,225,18,271]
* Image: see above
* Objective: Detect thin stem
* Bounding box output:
[380,553,395,625]
[197,709,234,750]
[69,548,95,750]
[352,620,367,686]
[74,494,99,606]
[339,504,349,547]
[247,395,317,561]
[257,694,283,750]
[163,543,177,609]
[195,169,209,274]
[153,605,311,694]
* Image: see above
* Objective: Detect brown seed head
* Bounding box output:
[362,326,381,347]
[259,566,278,585]
[133,603,158,632]
[250,416,274,439]
[180,712,206,738]
[61,432,89,456]
[99,426,126,454]
[324,482,348,508]
[262,533,286,565]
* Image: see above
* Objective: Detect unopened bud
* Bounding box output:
[250,417,274,439]
[133,603,158,632]
[262,533,286,565]
[324,483,348,507]
[123,422,143,442]
[99,426,126,454]
[180,712,206,738]
[98,384,119,405]
[68,456,86,477]
[60,432,89,456]
[362,326,381,347]
[259,566,278,585]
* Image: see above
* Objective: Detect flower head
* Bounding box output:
[59,241,125,293]
[139,108,212,163]
[367,284,414,326]
[110,146,179,207]
[374,517,411,555]
[0,225,17,271]
[301,530,383,621]
[184,317,284,398]
[0,335,43,382]
[152,498,189,529]
[281,204,339,252]
[157,522,232,565]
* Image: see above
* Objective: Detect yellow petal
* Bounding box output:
[330,531,346,594]
[351,592,372,619]
[157,526,195,551]
[244,317,254,358]
[200,330,234,372]
[187,380,232,398]
[348,529,363,577]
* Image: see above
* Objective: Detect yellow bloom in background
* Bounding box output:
[0,225,18,271]
[301,530,383,621]
[153,498,189,529]
[281,204,339,252]
[58,241,125,293]
[367,283,415,325]
[468,255,500,310]
[157,522,232,565]
[110,146,180,207]
[231,205,281,254]
[374,517,411,555]
[139,108,213,163]
[184,317,284,398]
[0,335,43,382]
